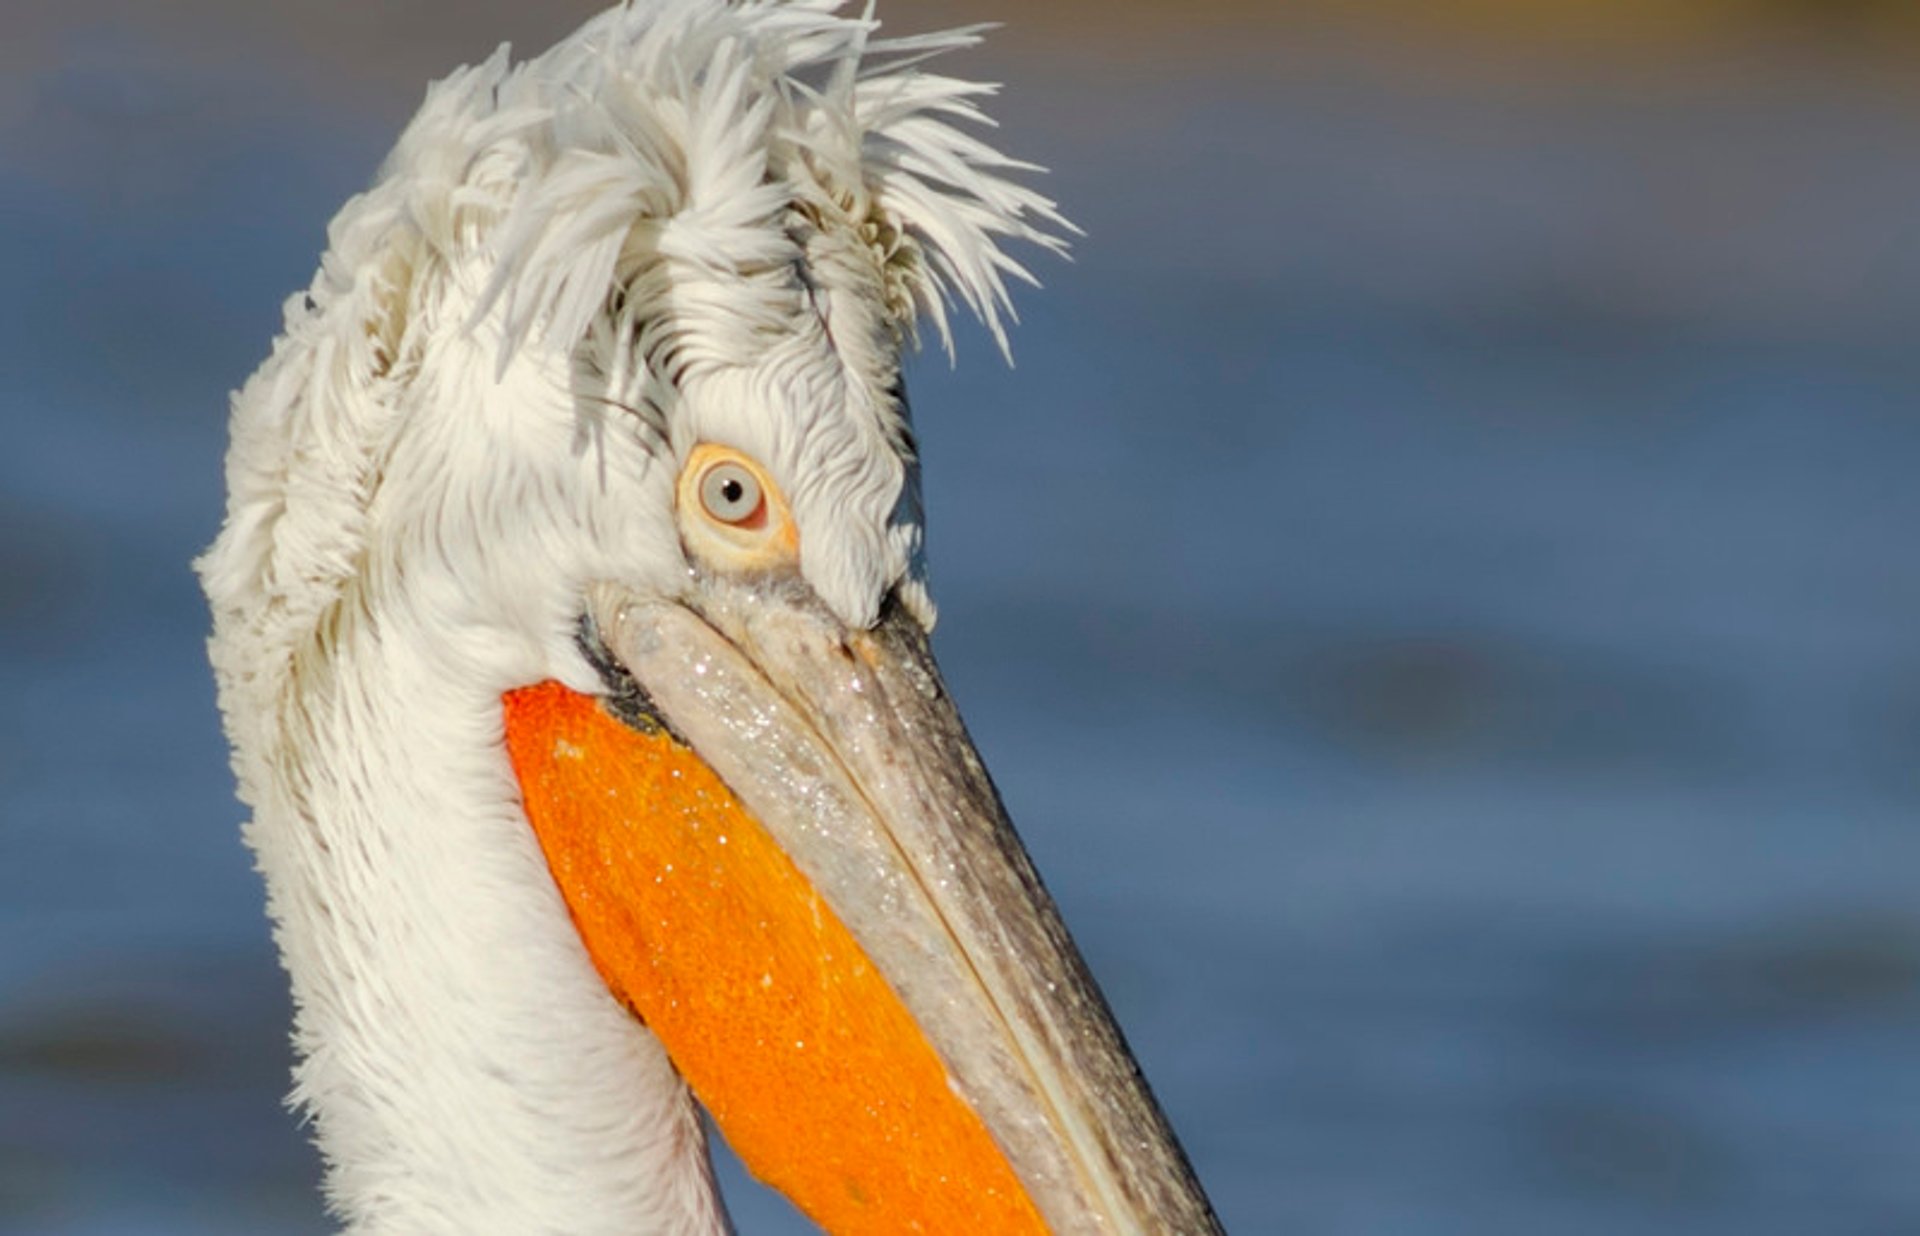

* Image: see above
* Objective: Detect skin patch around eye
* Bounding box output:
[675,444,799,573]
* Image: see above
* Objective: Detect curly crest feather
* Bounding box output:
[384,0,1069,378]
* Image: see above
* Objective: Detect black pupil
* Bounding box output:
[721,478,745,505]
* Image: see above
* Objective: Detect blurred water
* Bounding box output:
[2,11,1917,1235]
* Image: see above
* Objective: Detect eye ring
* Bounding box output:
[676,443,796,570]
[698,460,766,528]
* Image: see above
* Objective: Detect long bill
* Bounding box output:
[502,577,1221,1234]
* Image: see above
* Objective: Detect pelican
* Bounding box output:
[200,2,1219,1231]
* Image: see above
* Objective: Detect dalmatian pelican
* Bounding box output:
[199,1,1219,1231]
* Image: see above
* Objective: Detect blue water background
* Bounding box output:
[2,10,1917,1234]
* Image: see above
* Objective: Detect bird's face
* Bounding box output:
[495,358,1040,1227]
[473,279,1140,1233]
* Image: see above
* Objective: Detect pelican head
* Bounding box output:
[200,2,1217,1231]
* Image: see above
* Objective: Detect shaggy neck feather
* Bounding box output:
[252,610,727,1235]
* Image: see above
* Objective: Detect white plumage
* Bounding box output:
[199,4,1213,1233]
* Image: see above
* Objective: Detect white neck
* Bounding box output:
[243,607,727,1235]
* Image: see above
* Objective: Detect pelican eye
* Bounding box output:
[676,443,797,570]
[699,461,765,527]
